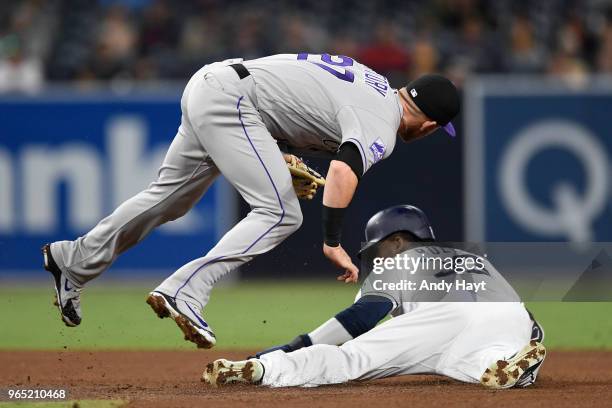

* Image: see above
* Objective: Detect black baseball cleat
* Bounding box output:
[42,244,82,327]
[146,291,216,349]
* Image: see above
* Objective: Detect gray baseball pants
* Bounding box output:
[50,63,302,310]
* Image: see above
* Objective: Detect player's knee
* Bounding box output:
[156,192,195,222]
[251,194,301,235]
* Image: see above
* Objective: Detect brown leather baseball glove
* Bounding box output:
[284,154,326,200]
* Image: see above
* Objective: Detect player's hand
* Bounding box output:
[323,243,359,283]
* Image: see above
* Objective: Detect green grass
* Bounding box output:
[0,281,356,350]
[0,401,123,408]
[524,302,612,349]
[1,282,611,350]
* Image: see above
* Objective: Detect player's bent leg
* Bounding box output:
[46,70,211,287]
[49,133,218,287]
[149,192,301,349]
[258,303,495,387]
[439,302,543,388]
[255,308,447,388]
[152,73,302,347]
[44,114,218,327]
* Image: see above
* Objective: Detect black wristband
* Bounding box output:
[322,205,346,247]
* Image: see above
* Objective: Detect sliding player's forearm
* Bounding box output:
[254,295,394,358]
[308,317,353,345]
[334,295,393,338]
[309,295,394,345]
[253,318,351,359]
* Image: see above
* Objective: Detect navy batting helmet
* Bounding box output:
[357,205,435,257]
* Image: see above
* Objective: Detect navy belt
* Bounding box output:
[230,63,250,79]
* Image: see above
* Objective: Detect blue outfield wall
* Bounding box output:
[2,79,610,279]
[0,89,237,275]
[464,78,612,243]
[0,87,465,279]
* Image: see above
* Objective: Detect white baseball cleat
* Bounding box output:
[480,340,546,389]
[43,244,82,327]
[146,291,216,349]
[202,358,264,387]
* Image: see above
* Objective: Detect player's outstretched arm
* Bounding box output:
[253,295,393,358]
[322,157,360,283]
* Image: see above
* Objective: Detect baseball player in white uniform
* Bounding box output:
[202,205,547,389]
[42,54,460,348]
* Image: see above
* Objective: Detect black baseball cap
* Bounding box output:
[405,74,460,137]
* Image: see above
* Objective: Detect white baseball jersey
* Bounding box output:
[360,246,522,315]
[244,53,402,174]
[261,247,534,387]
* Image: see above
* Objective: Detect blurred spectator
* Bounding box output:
[1,0,611,90]
[180,13,223,64]
[0,0,52,93]
[277,14,328,54]
[139,0,180,77]
[10,0,56,62]
[358,21,410,72]
[596,21,612,72]
[358,22,410,82]
[328,33,359,59]
[0,33,43,93]
[546,15,591,87]
[99,5,136,61]
[410,37,439,79]
[443,14,504,83]
[229,10,268,59]
[557,17,587,62]
[597,25,612,74]
[506,15,546,73]
[546,52,589,88]
[140,0,179,55]
[89,5,137,79]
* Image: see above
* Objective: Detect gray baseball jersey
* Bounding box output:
[360,246,522,315]
[245,53,402,174]
[50,53,403,336]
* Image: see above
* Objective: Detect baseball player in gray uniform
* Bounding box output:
[202,205,546,389]
[42,54,460,348]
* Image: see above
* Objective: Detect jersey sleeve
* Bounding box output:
[359,267,403,314]
[336,106,397,175]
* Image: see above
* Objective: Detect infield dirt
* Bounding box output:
[2,350,611,407]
